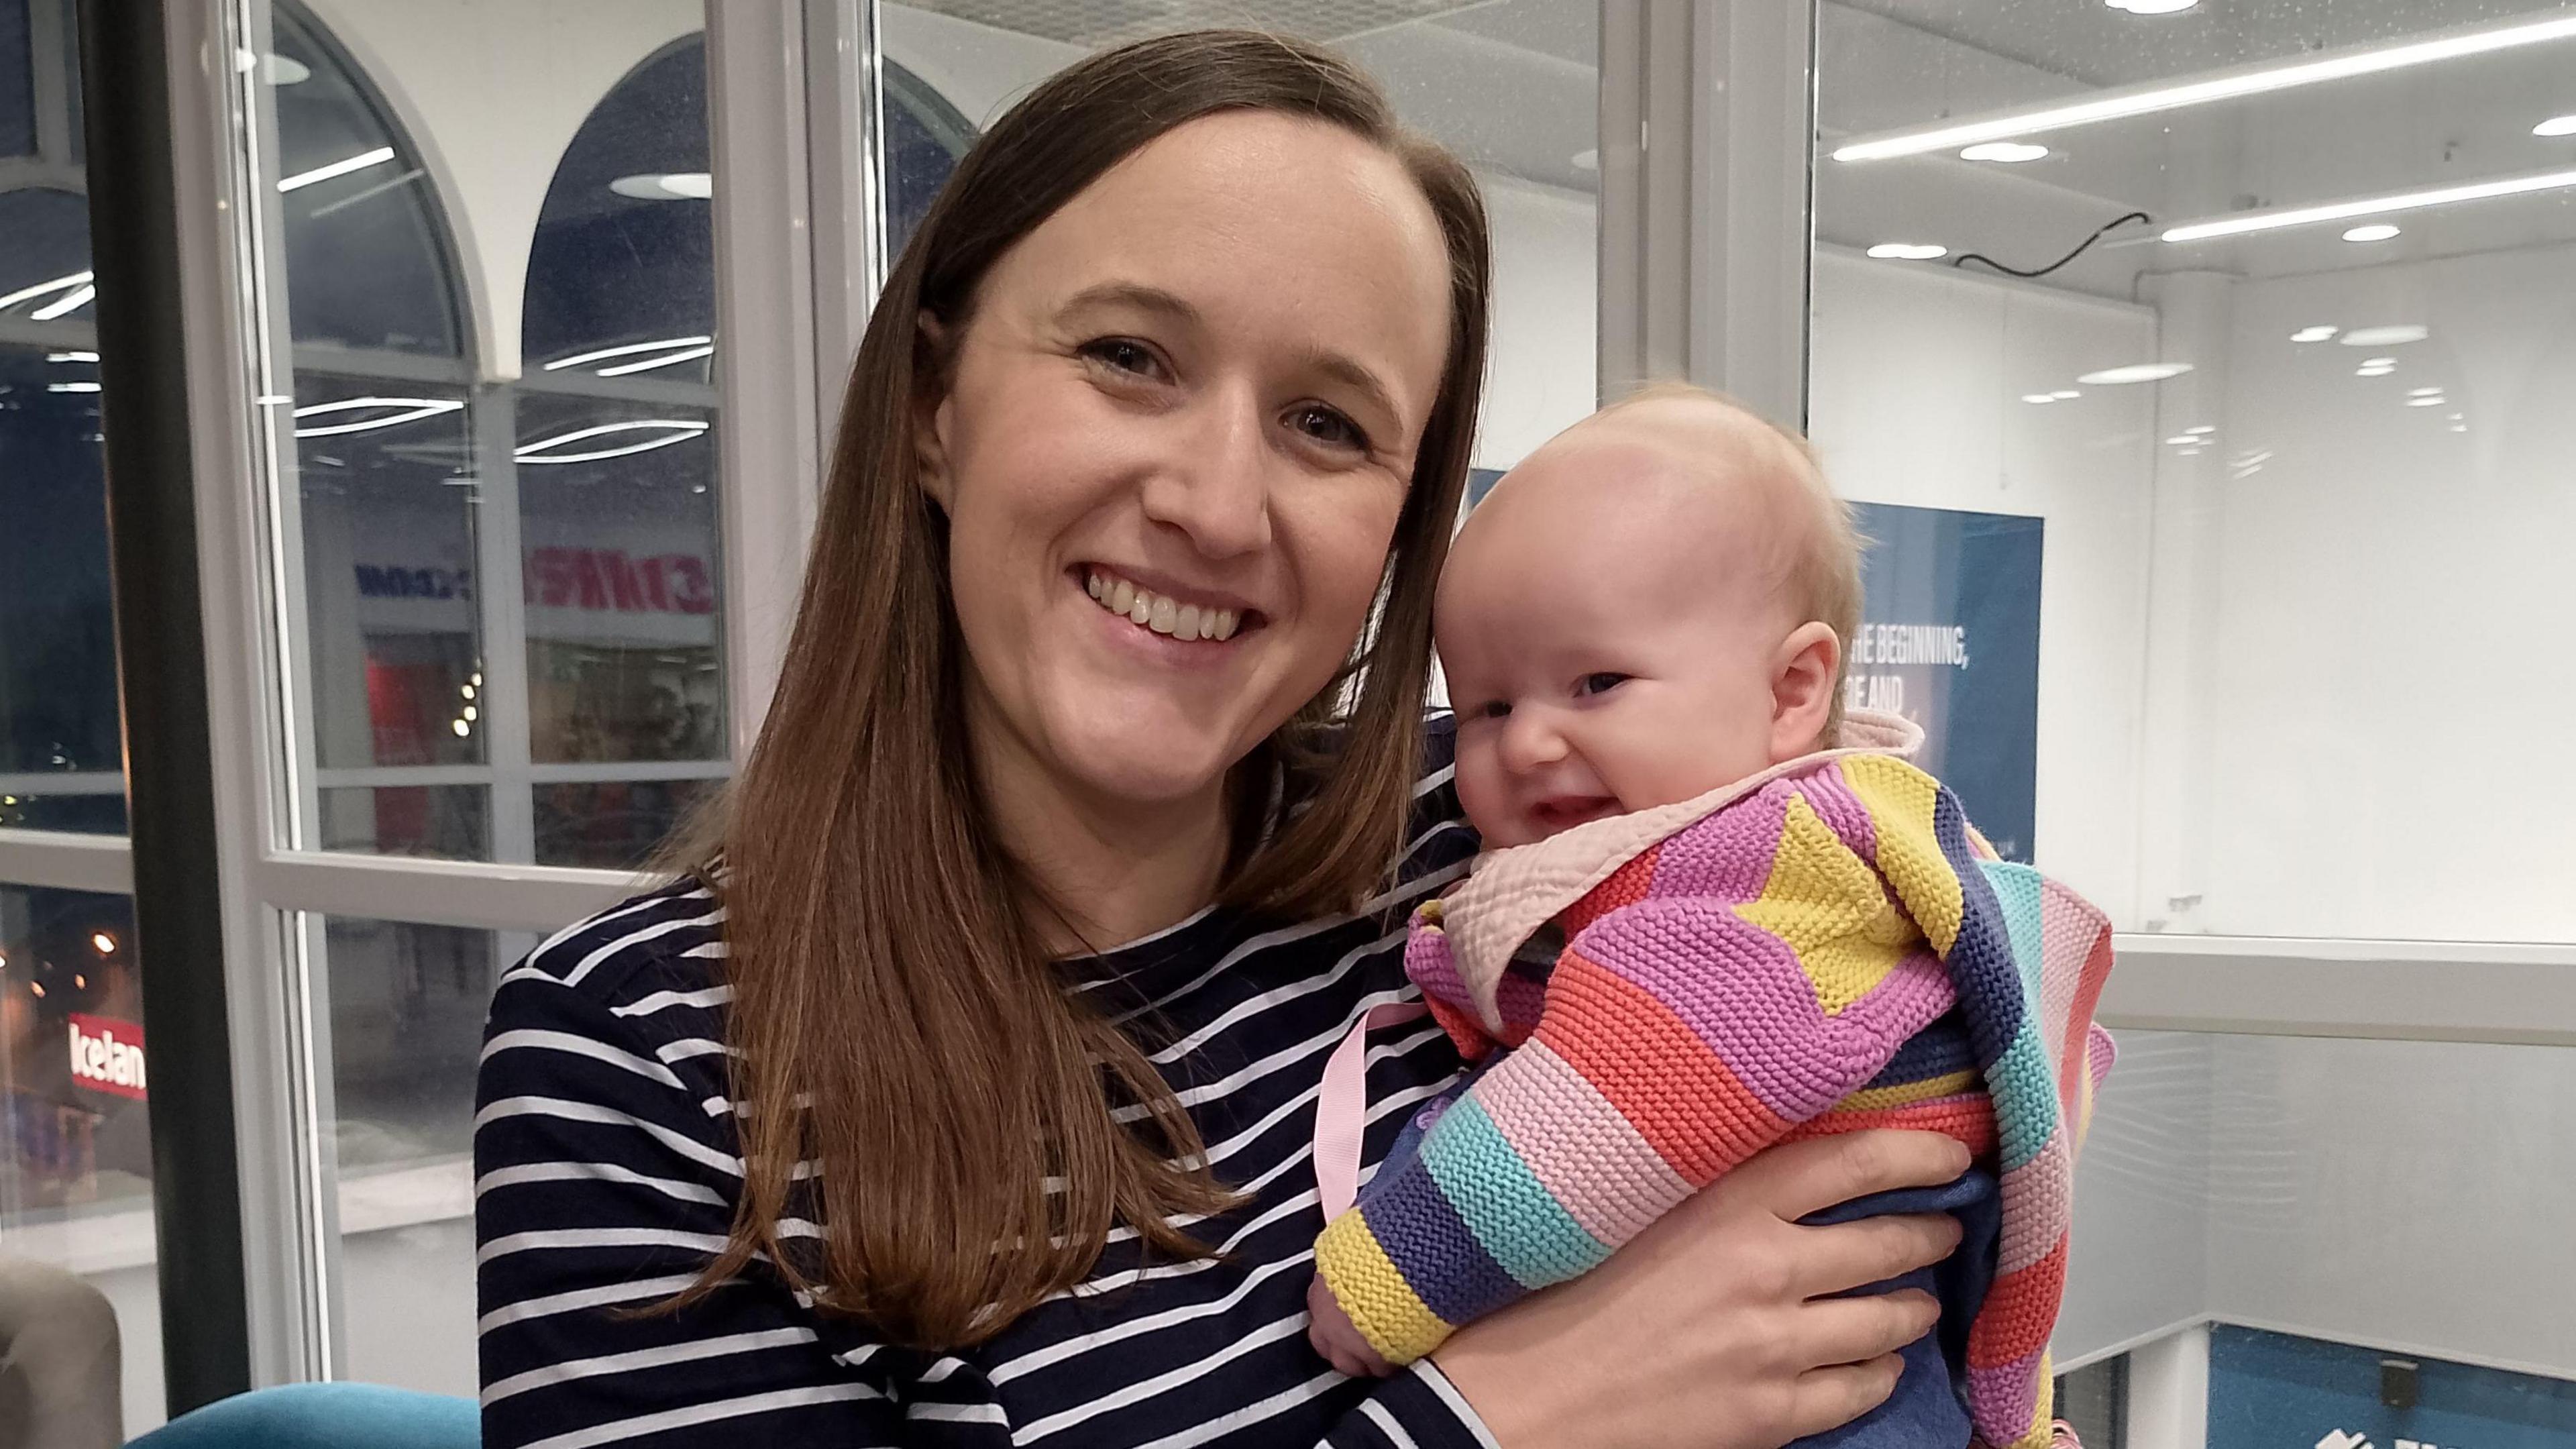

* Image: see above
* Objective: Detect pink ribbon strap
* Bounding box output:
[1313,1000,1430,1220]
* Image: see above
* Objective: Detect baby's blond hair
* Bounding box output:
[1596,382,1868,737]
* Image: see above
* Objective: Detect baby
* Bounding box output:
[1305,387,2116,1449]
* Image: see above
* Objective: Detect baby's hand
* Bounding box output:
[1307,1275,1396,1378]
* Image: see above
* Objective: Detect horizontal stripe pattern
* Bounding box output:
[479,726,1500,1447]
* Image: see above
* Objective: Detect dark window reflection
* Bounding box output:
[324,918,491,1170]
[534,778,714,870]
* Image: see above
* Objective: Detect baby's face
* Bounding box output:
[1439,415,1819,849]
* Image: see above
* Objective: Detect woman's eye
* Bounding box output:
[1288,404,1368,452]
[1080,338,1162,379]
[1473,699,1511,721]
[1577,673,1630,698]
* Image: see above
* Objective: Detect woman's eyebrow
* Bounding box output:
[1058,281,1201,325]
[1300,349,1403,431]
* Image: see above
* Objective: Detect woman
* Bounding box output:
[476,32,1967,1449]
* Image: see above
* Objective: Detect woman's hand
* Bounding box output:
[1431,1130,1972,1449]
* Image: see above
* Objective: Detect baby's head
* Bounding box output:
[1440,384,1862,847]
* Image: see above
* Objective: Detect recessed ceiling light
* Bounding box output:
[2108,0,2198,13]
[2021,393,2059,404]
[2339,325,2429,346]
[2049,389,2082,400]
[2163,435,2200,445]
[2077,362,2194,385]
[2536,115,2576,137]
[2406,386,2444,397]
[610,172,714,201]
[2406,396,2447,407]
[2359,357,2397,368]
[2342,223,2402,242]
[2290,325,2339,342]
[2184,425,2215,434]
[1866,242,1948,260]
[1960,142,2050,163]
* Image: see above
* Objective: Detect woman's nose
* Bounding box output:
[1137,388,1272,559]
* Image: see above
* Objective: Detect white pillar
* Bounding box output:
[2127,1323,2212,1449]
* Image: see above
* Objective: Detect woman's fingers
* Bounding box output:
[1733,1130,1972,1222]
[1788,1289,1943,1369]
[1793,1212,1963,1299]
[1784,1354,1908,1442]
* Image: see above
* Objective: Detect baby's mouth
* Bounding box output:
[1079,567,1256,643]
[1529,795,1621,834]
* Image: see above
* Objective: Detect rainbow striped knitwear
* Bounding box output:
[1311,738,2116,1449]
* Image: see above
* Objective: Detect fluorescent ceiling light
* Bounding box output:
[610,172,712,201]
[595,343,715,378]
[290,396,466,438]
[2184,425,2215,435]
[278,146,396,193]
[2021,393,2058,404]
[541,335,714,372]
[2162,164,2576,242]
[29,284,94,321]
[1833,13,2576,162]
[2406,396,2447,407]
[2049,389,2082,400]
[2108,0,2197,13]
[2342,223,2402,243]
[2290,325,2339,342]
[2077,362,2193,385]
[515,419,710,465]
[1866,242,1947,260]
[2407,386,2444,396]
[1960,142,2049,163]
[0,270,93,312]
[2536,115,2576,137]
[2339,325,2428,345]
[46,350,100,363]
[47,381,102,393]
[2163,435,2199,445]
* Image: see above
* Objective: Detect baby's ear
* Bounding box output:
[1769,621,1842,759]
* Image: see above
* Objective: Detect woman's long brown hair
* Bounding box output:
[672,31,1491,1349]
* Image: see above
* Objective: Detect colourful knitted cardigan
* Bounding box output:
[1313,719,2116,1449]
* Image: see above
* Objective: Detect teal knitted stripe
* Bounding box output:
[1981,861,2049,1002]
[1419,1095,1613,1289]
[1991,1020,2059,1170]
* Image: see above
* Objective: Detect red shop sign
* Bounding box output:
[67,1013,148,1101]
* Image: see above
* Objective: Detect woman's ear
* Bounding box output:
[913,312,957,510]
[1768,621,1843,760]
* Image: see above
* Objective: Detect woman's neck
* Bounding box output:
[968,713,1235,956]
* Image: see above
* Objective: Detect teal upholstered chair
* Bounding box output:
[127,1383,476,1449]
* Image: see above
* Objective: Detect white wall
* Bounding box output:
[1808,250,2159,924]
[2156,245,2576,943]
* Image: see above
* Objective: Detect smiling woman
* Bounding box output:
[475,27,1966,1449]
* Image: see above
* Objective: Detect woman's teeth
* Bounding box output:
[1085,570,1240,642]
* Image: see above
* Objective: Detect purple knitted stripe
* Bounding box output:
[1362,1155,1527,1327]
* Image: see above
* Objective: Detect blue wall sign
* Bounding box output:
[1847,502,2043,863]
[2210,1325,2576,1449]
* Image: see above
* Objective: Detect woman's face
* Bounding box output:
[919,111,1454,821]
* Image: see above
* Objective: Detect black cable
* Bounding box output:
[1951,211,2153,279]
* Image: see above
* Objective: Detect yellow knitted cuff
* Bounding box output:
[1314,1210,1454,1366]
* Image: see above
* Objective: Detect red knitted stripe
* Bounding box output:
[1968,1234,2067,1368]
[1535,949,1789,1185]
[1788,1097,2000,1157]
[1558,850,1659,940]
[1424,993,1499,1063]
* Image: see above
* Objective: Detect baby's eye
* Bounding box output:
[1576,672,1630,698]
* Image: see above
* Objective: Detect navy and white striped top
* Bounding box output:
[474,724,1491,1448]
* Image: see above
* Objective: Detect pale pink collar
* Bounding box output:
[1439,710,1925,1033]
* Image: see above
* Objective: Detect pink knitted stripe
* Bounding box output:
[1404,919,1472,1016]
[1635,777,1796,902]
[1996,1133,2072,1275]
[1577,899,1957,1121]
[1472,1038,1693,1248]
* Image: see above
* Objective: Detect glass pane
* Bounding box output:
[1810,3,2576,943]
[533,776,715,869]
[1,883,165,1435]
[248,2,725,868]
[877,1,1600,470]
[1,201,121,833]
[319,914,494,1399]
[2065,1032,2576,1441]
[517,392,723,767]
